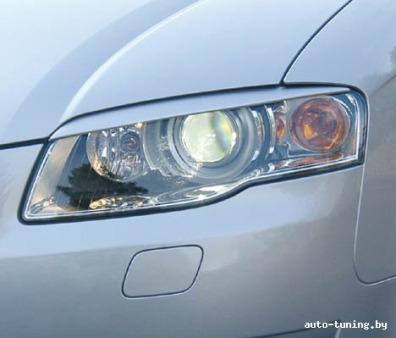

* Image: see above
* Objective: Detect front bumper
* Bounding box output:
[1,144,393,337]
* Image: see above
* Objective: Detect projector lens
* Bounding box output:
[180,111,237,164]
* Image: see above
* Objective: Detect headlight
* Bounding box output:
[23,91,366,221]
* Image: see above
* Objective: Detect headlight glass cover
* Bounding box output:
[23,91,366,221]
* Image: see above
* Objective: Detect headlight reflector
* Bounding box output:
[86,124,147,182]
[23,91,366,221]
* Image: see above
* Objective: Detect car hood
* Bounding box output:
[0,0,349,146]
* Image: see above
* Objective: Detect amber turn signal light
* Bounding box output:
[289,97,350,152]
[274,111,286,141]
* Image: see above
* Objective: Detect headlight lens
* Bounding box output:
[289,97,351,152]
[23,91,366,221]
[180,111,237,163]
[86,124,147,182]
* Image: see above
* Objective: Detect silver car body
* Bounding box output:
[0,0,396,337]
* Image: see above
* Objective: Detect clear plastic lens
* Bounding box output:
[23,91,366,221]
[180,111,237,163]
[86,124,147,182]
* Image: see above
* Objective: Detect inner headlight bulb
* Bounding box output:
[86,124,147,182]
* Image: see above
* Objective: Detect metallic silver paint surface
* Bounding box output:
[284,0,396,96]
[354,77,396,283]
[0,0,347,146]
[284,0,396,284]
[0,0,199,146]
[63,0,348,119]
[2,146,390,338]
